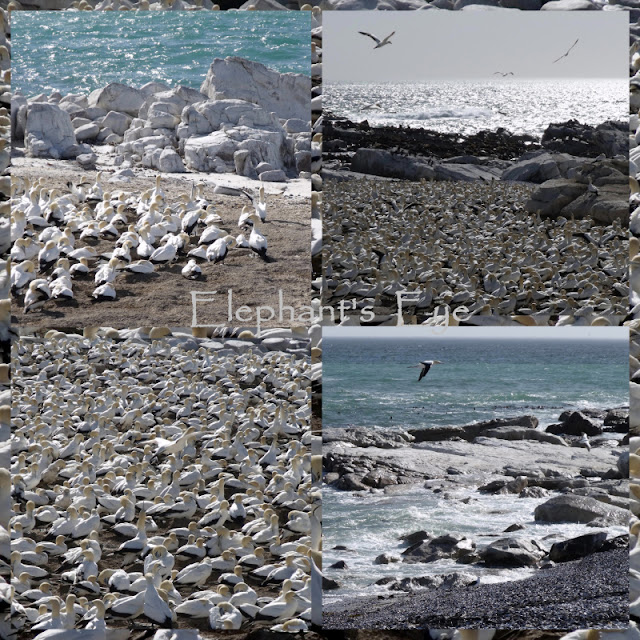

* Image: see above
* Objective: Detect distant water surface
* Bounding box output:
[323,337,629,431]
[325,79,627,138]
[12,12,310,98]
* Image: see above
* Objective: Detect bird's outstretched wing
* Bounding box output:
[552,38,579,63]
[418,362,431,382]
[359,31,381,45]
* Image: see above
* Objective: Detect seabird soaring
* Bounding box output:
[409,360,444,382]
[552,39,579,64]
[358,30,395,49]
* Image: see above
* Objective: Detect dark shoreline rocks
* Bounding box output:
[322,549,629,629]
[324,115,541,161]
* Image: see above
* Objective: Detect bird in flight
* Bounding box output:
[358,31,395,49]
[552,39,579,64]
[493,71,514,77]
[408,359,444,382]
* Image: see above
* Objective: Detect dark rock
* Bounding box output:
[603,407,629,432]
[330,560,348,570]
[479,538,545,567]
[333,545,348,551]
[336,473,369,492]
[541,120,627,158]
[548,532,607,562]
[399,530,431,545]
[599,534,629,551]
[504,523,525,532]
[323,575,340,590]
[546,411,603,437]
[402,534,475,564]
[534,494,629,526]
[374,553,400,565]
[479,476,528,495]
[362,469,398,488]
[519,486,549,499]
[374,576,396,586]
[409,416,538,443]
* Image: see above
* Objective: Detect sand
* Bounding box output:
[12,158,312,329]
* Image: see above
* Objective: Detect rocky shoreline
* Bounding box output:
[323,408,629,628]
[13,56,311,182]
[323,548,628,629]
[323,116,627,224]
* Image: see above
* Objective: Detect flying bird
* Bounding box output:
[358,31,395,49]
[409,359,444,382]
[493,71,514,77]
[552,39,579,64]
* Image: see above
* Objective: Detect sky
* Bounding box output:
[322,326,629,341]
[324,12,628,83]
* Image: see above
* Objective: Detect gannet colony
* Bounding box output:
[322,176,627,326]
[9,327,321,638]
[11,55,313,328]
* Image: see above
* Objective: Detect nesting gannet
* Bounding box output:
[206,235,236,264]
[181,258,202,280]
[358,30,395,49]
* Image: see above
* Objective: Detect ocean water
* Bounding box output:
[324,79,627,138]
[12,12,310,98]
[323,336,629,431]
[323,334,629,603]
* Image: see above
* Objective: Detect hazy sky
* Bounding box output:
[323,326,628,341]
[324,12,627,83]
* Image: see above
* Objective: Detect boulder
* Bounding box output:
[433,163,500,182]
[409,416,538,443]
[541,120,627,158]
[74,123,100,142]
[534,495,629,526]
[157,148,186,173]
[402,533,475,564]
[603,408,629,432]
[374,553,400,564]
[501,151,561,183]
[399,530,431,545]
[524,178,587,219]
[617,451,629,477]
[388,572,477,593]
[100,111,132,136]
[76,153,97,170]
[350,148,434,181]
[139,86,207,123]
[25,103,79,159]
[519,486,549,499]
[200,57,310,122]
[548,532,608,562]
[546,411,602,437]
[88,82,145,117]
[478,538,544,567]
[335,473,369,492]
[480,426,567,446]
[259,169,287,182]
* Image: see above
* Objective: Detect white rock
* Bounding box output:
[101,111,132,136]
[157,148,186,173]
[259,169,287,182]
[284,118,310,134]
[25,102,78,159]
[200,56,310,122]
[74,123,100,141]
[88,82,145,117]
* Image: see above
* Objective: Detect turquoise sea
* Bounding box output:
[12,12,310,98]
